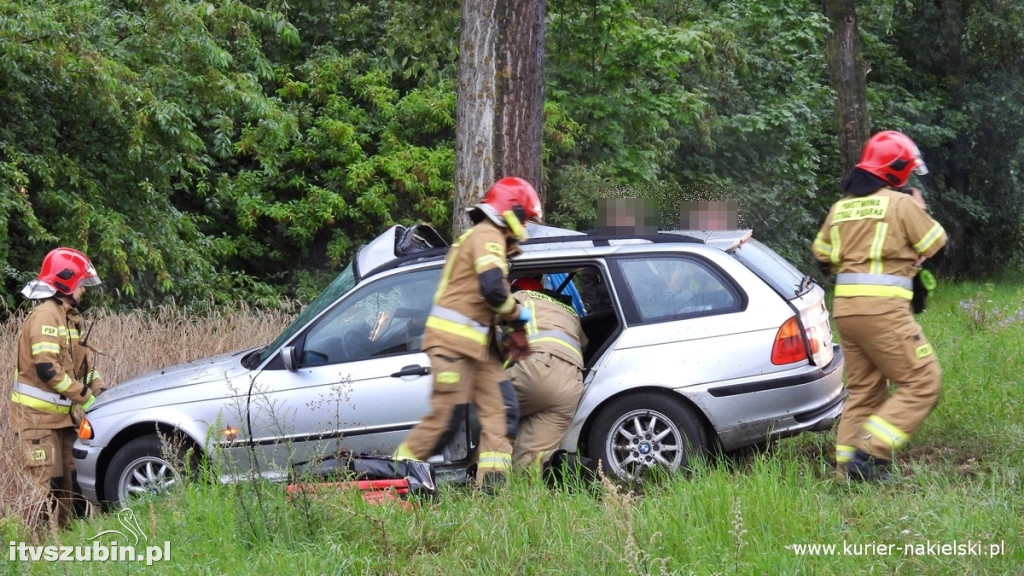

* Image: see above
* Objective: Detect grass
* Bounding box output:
[1,275,1022,575]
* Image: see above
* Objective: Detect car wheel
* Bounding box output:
[587,393,707,483]
[103,434,197,507]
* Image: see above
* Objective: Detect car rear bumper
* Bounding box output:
[697,345,846,450]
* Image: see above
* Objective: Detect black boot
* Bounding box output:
[542,450,599,491]
[847,449,895,483]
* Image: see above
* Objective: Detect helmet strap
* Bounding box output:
[54,292,79,309]
[503,210,528,241]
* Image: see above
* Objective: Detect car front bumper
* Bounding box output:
[72,441,104,505]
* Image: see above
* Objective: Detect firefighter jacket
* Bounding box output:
[812,187,947,318]
[423,220,524,360]
[11,298,97,429]
[512,290,588,369]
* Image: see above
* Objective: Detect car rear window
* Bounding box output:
[728,239,805,299]
[616,256,740,323]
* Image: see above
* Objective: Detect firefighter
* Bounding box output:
[505,276,588,475]
[11,247,105,526]
[812,131,948,482]
[393,177,543,490]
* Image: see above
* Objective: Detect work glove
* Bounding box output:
[517,306,532,323]
[911,269,936,314]
[509,305,532,329]
[504,328,532,363]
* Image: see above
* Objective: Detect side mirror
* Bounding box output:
[281,345,298,372]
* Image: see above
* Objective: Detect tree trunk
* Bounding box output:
[454,0,545,237]
[824,0,870,178]
[498,0,545,200]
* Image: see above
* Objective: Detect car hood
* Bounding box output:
[90,349,255,409]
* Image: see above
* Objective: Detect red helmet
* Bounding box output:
[482,177,543,224]
[36,247,101,294]
[511,276,544,292]
[856,130,928,187]
[469,177,542,241]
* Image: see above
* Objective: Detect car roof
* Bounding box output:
[354,222,754,282]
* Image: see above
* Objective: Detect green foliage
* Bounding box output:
[2,0,1022,311]
[546,0,713,183]
[0,0,300,308]
[857,0,1024,278]
[543,0,839,267]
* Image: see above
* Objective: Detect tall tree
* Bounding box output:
[454,0,545,237]
[824,0,870,175]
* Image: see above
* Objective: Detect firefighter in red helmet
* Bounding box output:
[812,131,948,482]
[11,248,108,526]
[394,177,542,491]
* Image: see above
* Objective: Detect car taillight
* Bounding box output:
[771,316,809,365]
[806,327,822,355]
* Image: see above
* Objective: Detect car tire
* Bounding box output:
[103,434,198,508]
[587,392,707,483]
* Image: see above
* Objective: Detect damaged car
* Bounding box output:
[73,222,845,506]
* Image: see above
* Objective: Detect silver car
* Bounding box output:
[73,223,845,506]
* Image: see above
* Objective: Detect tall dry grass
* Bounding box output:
[0,302,295,533]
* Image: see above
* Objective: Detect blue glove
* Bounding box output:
[516,306,532,324]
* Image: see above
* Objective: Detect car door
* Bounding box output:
[240,266,442,476]
[602,254,753,386]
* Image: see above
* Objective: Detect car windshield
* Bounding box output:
[248,262,358,366]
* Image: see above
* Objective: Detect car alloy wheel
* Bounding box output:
[588,392,706,482]
[103,434,194,507]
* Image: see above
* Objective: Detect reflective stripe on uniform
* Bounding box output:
[477,451,512,472]
[835,273,913,290]
[518,292,582,360]
[434,229,473,300]
[393,442,421,461]
[863,415,910,449]
[835,444,856,463]
[435,371,460,384]
[834,284,913,299]
[524,290,578,317]
[12,381,72,407]
[426,305,490,346]
[812,232,832,258]
[868,222,888,274]
[828,226,842,266]
[474,254,507,274]
[524,300,538,333]
[31,341,60,356]
[11,392,73,414]
[51,374,73,394]
[914,222,946,253]
[834,272,913,299]
[528,330,583,362]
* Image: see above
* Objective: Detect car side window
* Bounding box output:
[617,256,738,323]
[300,267,440,366]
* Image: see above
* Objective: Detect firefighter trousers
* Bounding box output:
[508,351,583,469]
[400,346,518,484]
[834,307,942,470]
[16,426,80,527]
